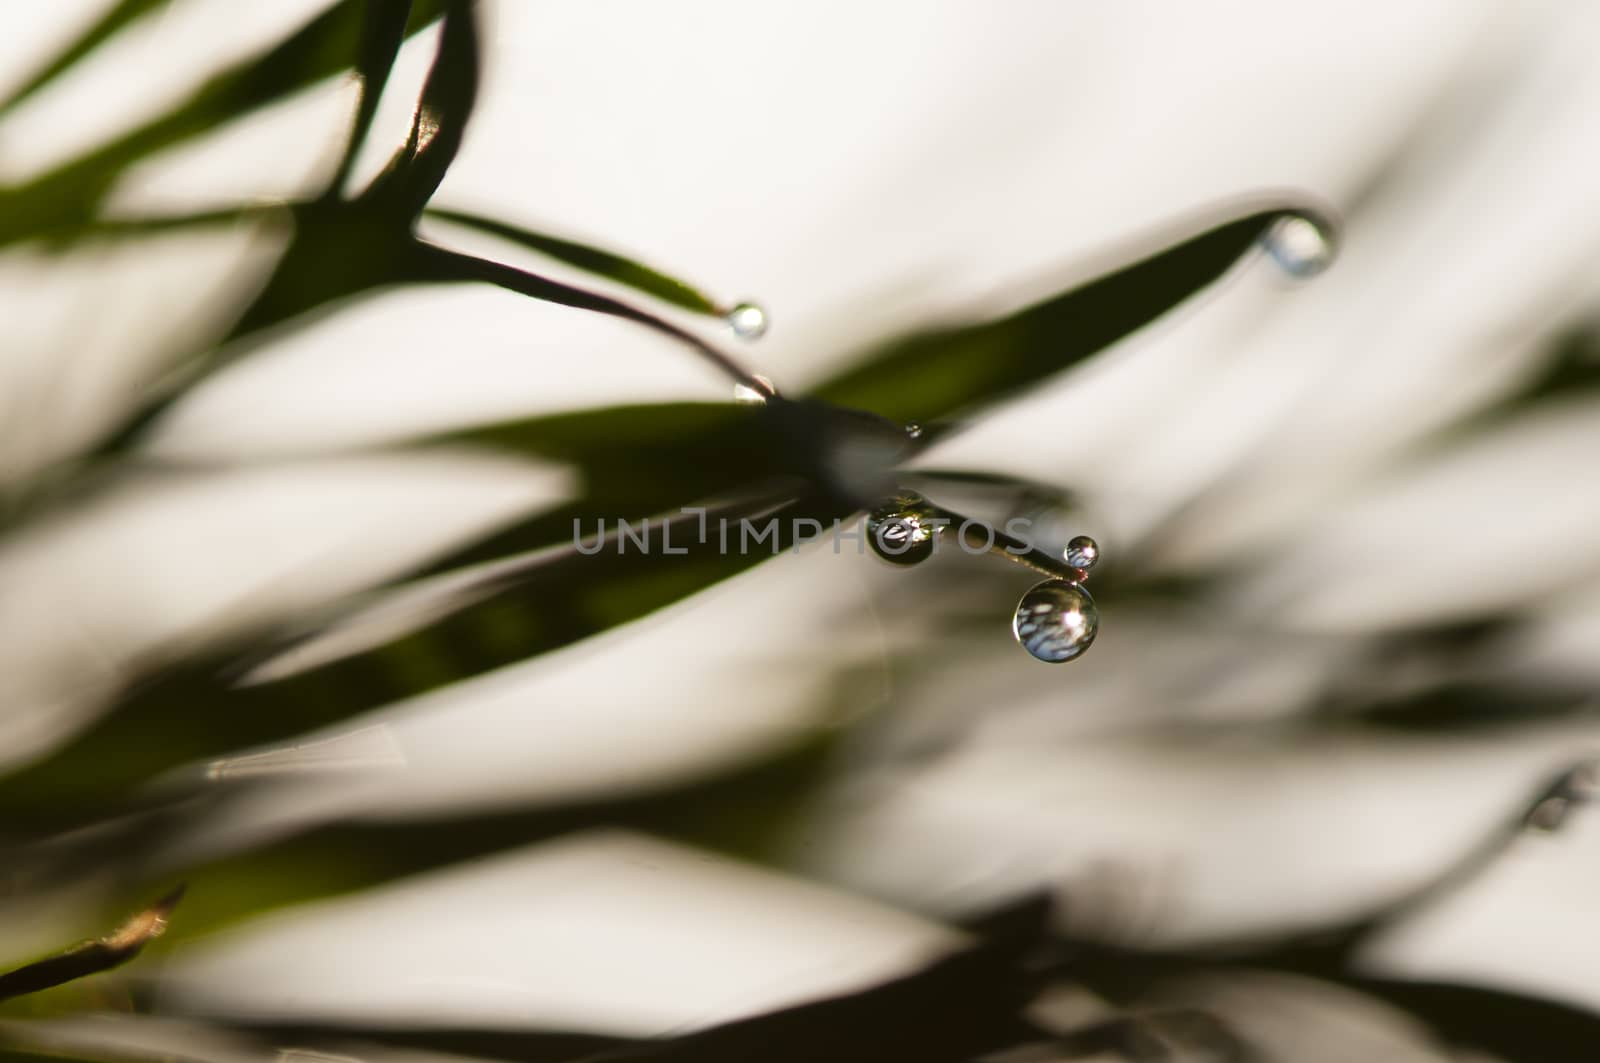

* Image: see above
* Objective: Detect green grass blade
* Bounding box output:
[813,201,1334,424]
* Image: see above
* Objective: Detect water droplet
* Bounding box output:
[1262,214,1335,278]
[732,374,775,404]
[1064,534,1100,572]
[1528,796,1571,833]
[1526,759,1600,832]
[866,492,940,566]
[726,301,769,340]
[1013,580,1099,663]
[905,422,923,441]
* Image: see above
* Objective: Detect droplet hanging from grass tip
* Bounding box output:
[1013,579,1099,663]
[1262,213,1336,278]
[866,492,941,566]
[726,301,769,340]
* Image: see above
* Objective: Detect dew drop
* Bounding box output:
[1528,796,1571,833]
[726,301,769,340]
[905,422,923,441]
[1064,534,1100,572]
[1262,214,1335,278]
[1525,759,1600,832]
[1013,579,1099,663]
[866,492,940,566]
[732,374,775,405]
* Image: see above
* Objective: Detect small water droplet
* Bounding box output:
[732,374,775,404]
[1526,759,1600,832]
[726,301,769,340]
[905,422,923,441]
[1013,580,1099,663]
[866,492,940,566]
[1064,534,1100,572]
[1262,214,1335,278]
[1528,796,1571,833]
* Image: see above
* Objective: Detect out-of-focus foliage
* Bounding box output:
[1,3,1597,1062]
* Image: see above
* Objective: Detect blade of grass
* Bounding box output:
[813,199,1335,425]
[358,0,477,221]
[425,207,725,316]
[0,0,168,116]
[323,0,416,197]
[0,0,450,245]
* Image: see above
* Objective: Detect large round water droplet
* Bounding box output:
[726,301,769,340]
[1262,214,1335,278]
[866,492,940,566]
[1013,580,1099,663]
[1064,534,1100,572]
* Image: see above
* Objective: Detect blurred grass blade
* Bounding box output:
[195,922,1041,1062]
[232,487,797,685]
[0,489,850,832]
[109,242,765,458]
[1441,322,1600,441]
[1342,978,1600,1063]
[426,207,724,316]
[813,200,1335,424]
[325,0,415,197]
[411,402,788,570]
[0,887,183,1002]
[0,0,449,245]
[360,0,478,220]
[0,0,167,116]
[86,228,763,469]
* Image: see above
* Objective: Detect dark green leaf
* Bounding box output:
[813,202,1334,425]
[426,207,724,316]
[359,0,479,220]
[324,0,416,197]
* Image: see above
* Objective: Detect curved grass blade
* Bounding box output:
[205,926,1041,1063]
[91,233,771,464]
[324,0,416,198]
[0,0,167,117]
[1438,322,1600,443]
[416,242,776,397]
[359,0,478,221]
[151,726,841,942]
[0,0,449,246]
[0,488,846,833]
[812,199,1336,425]
[426,207,724,316]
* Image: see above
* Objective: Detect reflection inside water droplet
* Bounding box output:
[1013,579,1099,663]
[726,301,769,340]
[866,492,940,566]
[1064,534,1099,572]
[1262,214,1335,278]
